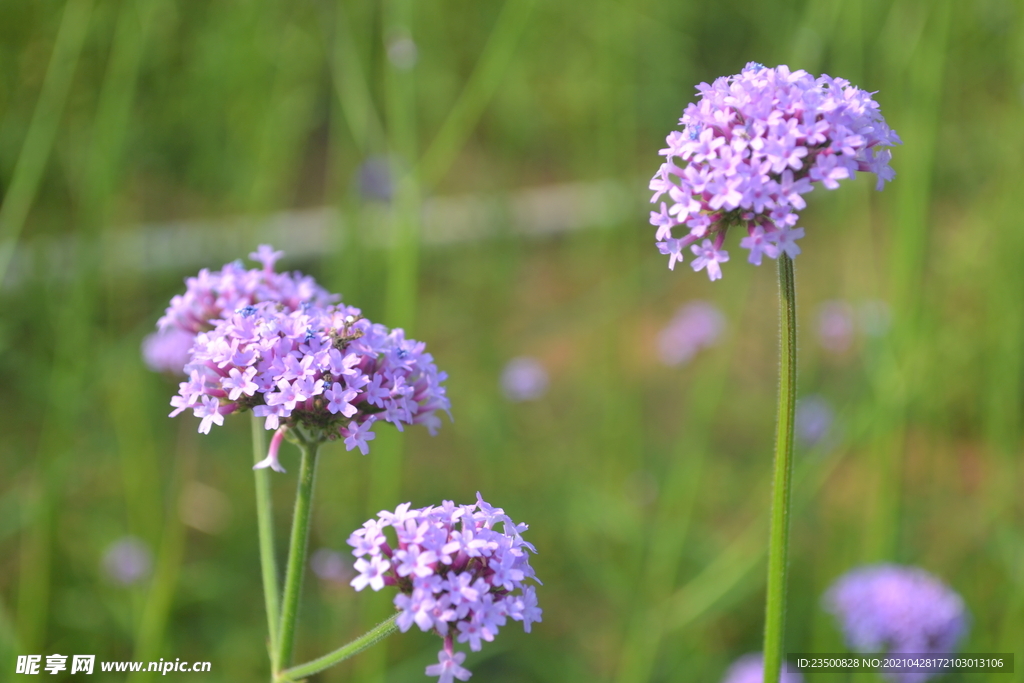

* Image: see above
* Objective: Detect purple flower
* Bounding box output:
[657,301,725,366]
[817,301,856,354]
[690,239,729,280]
[168,298,450,465]
[102,537,153,586]
[357,156,394,203]
[149,245,338,374]
[500,357,549,402]
[795,394,834,448]
[823,564,968,683]
[720,653,803,683]
[352,555,392,591]
[425,645,472,683]
[349,494,540,682]
[310,548,354,584]
[650,63,900,279]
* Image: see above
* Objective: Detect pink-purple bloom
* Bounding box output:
[650,63,900,279]
[817,300,856,354]
[720,653,803,683]
[102,537,153,586]
[349,494,541,682]
[824,564,968,683]
[500,357,549,402]
[310,548,354,584]
[169,299,450,470]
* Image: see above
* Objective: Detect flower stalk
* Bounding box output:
[252,415,281,671]
[275,438,320,672]
[275,615,399,682]
[763,253,797,683]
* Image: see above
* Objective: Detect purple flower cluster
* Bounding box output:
[720,653,803,683]
[169,299,450,471]
[348,494,542,682]
[144,246,337,373]
[824,564,968,683]
[650,62,901,279]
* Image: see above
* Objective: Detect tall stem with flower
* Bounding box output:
[648,63,900,682]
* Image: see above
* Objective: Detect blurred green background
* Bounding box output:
[1,0,1022,680]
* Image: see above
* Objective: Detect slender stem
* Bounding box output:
[275,440,319,672]
[275,614,399,682]
[763,253,797,683]
[251,415,281,671]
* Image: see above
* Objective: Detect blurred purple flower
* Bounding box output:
[102,537,153,586]
[657,301,725,366]
[501,357,549,402]
[650,63,900,279]
[795,394,834,448]
[357,157,394,203]
[817,301,856,354]
[141,327,195,374]
[824,564,968,683]
[721,653,803,683]
[310,548,354,584]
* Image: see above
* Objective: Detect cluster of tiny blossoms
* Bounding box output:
[824,564,967,683]
[144,246,337,373]
[650,62,901,279]
[349,495,542,682]
[169,300,450,471]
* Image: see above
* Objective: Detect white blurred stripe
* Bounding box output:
[2,179,633,289]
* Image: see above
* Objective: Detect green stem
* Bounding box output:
[275,440,319,672]
[763,253,797,683]
[252,416,281,671]
[276,614,399,682]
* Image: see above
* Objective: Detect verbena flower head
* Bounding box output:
[650,62,901,280]
[145,245,338,373]
[824,564,968,683]
[721,653,803,683]
[349,494,541,682]
[169,300,450,472]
